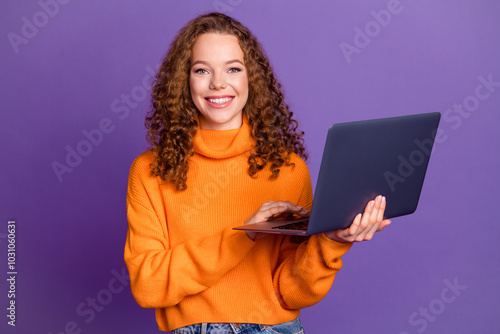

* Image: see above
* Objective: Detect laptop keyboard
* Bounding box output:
[271,221,308,230]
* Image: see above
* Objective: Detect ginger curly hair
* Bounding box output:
[146,12,307,190]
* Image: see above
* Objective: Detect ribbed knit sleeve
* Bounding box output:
[124,153,256,308]
[273,234,352,310]
[272,161,353,310]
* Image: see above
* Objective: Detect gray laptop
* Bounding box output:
[233,112,441,235]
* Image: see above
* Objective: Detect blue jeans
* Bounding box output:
[171,317,304,334]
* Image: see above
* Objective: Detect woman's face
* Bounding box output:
[189,33,249,130]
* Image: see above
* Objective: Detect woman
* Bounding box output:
[124,12,390,333]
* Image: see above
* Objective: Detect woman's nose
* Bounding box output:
[209,72,227,90]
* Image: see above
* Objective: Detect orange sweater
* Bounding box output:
[124,118,352,331]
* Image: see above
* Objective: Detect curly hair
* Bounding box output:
[146,12,307,190]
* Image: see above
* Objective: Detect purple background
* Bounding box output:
[1,1,499,333]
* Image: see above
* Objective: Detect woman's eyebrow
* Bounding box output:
[191,60,208,67]
[191,59,244,67]
[226,59,244,65]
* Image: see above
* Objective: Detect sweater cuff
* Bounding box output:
[318,232,353,258]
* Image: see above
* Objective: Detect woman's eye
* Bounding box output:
[194,68,208,74]
[228,67,242,73]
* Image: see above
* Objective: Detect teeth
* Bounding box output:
[208,97,232,104]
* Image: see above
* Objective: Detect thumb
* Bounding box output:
[377,219,391,231]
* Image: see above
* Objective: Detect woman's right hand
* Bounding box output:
[243,201,310,240]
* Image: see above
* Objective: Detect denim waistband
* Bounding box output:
[172,317,303,334]
[172,322,264,334]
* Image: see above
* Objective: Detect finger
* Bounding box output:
[288,207,310,216]
[247,203,287,223]
[260,201,278,209]
[348,213,362,236]
[359,200,376,229]
[363,219,382,241]
[366,196,383,228]
[354,224,371,242]
[362,216,392,241]
[377,219,391,231]
[364,217,392,240]
[263,203,290,217]
[267,201,306,217]
[281,201,308,213]
[260,201,292,212]
[376,196,386,223]
[272,201,310,217]
[356,196,383,241]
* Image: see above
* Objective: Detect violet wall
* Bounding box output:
[1,1,499,333]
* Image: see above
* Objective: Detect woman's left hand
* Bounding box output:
[324,195,391,243]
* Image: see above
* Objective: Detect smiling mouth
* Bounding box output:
[205,97,234,104]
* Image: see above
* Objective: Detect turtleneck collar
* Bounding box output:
[193,116,255,159]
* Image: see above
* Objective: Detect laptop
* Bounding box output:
[233,112,441,236]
